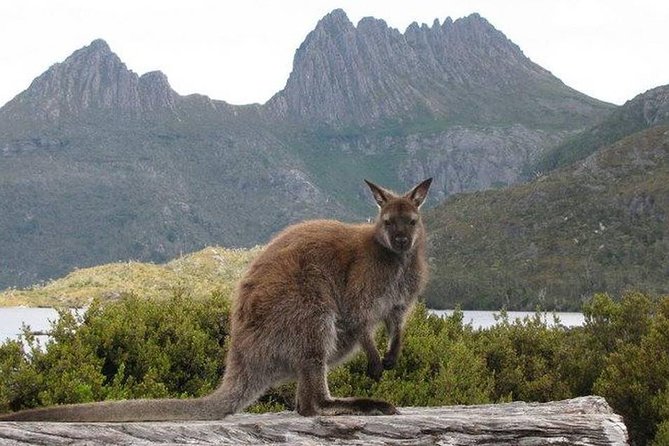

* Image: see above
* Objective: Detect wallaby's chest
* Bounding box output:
[375,263,419,313]
[341,258,420,323]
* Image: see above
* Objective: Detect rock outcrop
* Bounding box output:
[0,39,179,121]
[267,10,608,128]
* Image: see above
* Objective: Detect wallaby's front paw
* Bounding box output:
[382,354,397,370]
[366,360,383,381]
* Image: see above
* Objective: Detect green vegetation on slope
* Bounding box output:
[0,246,260,307]
[425,124,669,311]
[527,84,669,175]
[1,292,667,445]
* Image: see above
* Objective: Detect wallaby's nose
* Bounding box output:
[394,236,409,245]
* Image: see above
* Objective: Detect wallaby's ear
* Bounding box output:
[405,178,433,208]
[364,179,392,208]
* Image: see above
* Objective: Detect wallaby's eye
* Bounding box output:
[384,220,392,226]
[410,219,417,226]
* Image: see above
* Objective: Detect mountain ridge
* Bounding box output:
[266,10,609,128]
[1,39,178,121]
[425,115,669,310]
[528,84,669,175]
[0,9,616,294]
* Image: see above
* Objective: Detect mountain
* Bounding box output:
[527,84,669,175]
[0,10,612,289]
[264,10,612,210]
[0,38,349,288]
[425,120,669,310]
[267,11,605,128]
[0,39,177,120]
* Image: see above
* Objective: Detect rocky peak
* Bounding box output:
[2,39,178,121]
[25,39,139,117]
[624,85,669,126]
[405,13,550,84]
[314,8,354,35]
[266,10,596,128]
[79,38,113,57]
[356,16,390,33]
[267,10,426,126]
[139,71,177,111]
[291,9,355,67]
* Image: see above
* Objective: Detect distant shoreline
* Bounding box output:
[0,307,585,343]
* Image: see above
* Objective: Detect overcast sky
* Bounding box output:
[1,0,668,108]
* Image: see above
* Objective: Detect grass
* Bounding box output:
[0,246,261,308]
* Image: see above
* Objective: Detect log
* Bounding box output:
[0,396,628,445]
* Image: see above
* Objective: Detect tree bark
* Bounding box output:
[0,396,628,445]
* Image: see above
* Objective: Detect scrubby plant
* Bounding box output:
[1,291,668,445]
[0,291,230,412]
[593,294,669,445]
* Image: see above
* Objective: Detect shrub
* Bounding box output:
[593,295,669,445]
[2,290,668,445]
[0,291,230,412]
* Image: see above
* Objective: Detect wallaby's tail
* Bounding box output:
[203,361,273,416]
[0,397,215,422]
[0,362,271,422]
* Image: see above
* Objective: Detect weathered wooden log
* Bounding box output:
[0,396,628,445]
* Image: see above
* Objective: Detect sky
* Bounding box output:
[1,0,668,108]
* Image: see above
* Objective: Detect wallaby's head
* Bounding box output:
[364,178,432,254]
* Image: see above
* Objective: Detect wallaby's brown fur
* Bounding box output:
[0,178,432,421]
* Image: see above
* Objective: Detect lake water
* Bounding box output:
[0,307,586,343]
[0,307,61,342]
[430,309,585,330]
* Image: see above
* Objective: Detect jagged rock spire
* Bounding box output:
[3,39,177,120]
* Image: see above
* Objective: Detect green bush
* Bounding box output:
[593,294,669,445]
[330,306,494,406]
[475,311,574,402]
[0,291,230,412]
[1,291,668,445]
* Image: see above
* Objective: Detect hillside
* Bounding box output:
[0,40,348,288]
[527,84,669,175]
[4,113,668,311]
[0,247,259,307]
[0,10,611,290]
[425,123,669,310]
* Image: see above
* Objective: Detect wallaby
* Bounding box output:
[0,178,432,421]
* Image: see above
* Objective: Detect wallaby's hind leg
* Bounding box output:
[295,359,398,416]
[295,359,331,416]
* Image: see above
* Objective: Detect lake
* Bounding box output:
[0,307,62,342]
[430,309,585,330]
[0,307,585,343]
